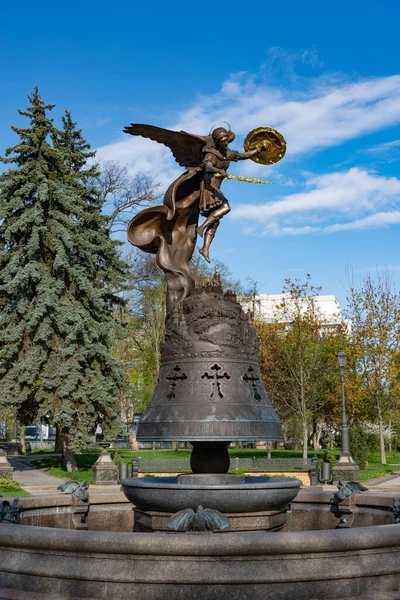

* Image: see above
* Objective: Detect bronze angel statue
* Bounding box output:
[124,122,286,312]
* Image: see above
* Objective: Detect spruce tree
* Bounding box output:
[0,89,127,470]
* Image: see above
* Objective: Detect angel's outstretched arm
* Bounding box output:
[236,143,269,161]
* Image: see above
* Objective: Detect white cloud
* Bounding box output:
[96,136,180,188]
[368,139,400,152]
[174,73,400,156]
[96,71,400,179]
[326,211,400,232]
[230,168,400,236]
[366,139,400,162]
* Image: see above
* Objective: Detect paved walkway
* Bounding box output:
[365,470,400,492]
[9,454,66,492]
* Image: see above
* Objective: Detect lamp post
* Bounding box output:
[332,351,359,483]
[337,351,350,456]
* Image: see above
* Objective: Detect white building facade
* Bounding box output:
[243,294,350,333]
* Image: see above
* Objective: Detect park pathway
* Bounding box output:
[365,469,400,492]
[9,454,66,493]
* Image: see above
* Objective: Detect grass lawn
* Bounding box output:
[359,462,398,482]
[33,453,99,484]
[31,447,400,485]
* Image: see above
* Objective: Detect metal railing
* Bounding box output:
[133,456,319,485]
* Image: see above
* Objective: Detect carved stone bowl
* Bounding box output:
[121,475,301,513]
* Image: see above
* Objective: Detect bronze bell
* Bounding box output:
[137,281,283,471]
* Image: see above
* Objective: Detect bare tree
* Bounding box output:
[93,159,161,233]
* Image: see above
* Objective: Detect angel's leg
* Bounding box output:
[199,221,220,263]
[196,202,230,237]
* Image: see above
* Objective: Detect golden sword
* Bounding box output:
[215,172,273,185]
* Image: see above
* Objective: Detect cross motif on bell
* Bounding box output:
[166,365,187,401]
[242,366,262,402]
[201,364,230,402]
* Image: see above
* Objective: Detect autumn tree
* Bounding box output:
[346,272,400,464]
[256,276,337,458]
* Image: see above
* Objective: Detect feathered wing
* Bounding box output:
[203,508,230,531]
[168,508,195,531]
[123,124,207,168]
[58,480,80,493]
[345,482,368,494]
[79,481,89,501]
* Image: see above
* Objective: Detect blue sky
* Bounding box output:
[2,0,400,308]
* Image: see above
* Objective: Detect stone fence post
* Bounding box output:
[0,449,13,480]
[92,450,118,485]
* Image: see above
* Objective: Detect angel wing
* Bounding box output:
[123,124,208,168]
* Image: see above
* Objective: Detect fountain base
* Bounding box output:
[133,506,290,532]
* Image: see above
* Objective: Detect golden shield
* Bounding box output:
[244,127,286,165]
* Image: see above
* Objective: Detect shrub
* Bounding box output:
[349,424,369,469]
[113,451,123,467]
[0,478,27,496]
[319,448,338,470]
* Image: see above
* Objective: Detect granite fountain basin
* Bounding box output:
[2,488,400,599]
[120,475,301,513]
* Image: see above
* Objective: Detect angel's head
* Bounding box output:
[212,127,235,151]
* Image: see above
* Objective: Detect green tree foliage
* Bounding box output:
[256,276,341,458]
[346,272,400,465]
[349,424,370,470]
[0,89,127,470]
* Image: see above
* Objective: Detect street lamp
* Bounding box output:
[332,350,359,483]
[336,351,350,456]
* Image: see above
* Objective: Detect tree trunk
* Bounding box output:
[313,421,324,451]
[302,421,308,459]
[54,424,62,454]
[377,404,387,465]
[60,430,78,472]
[266,441,272,459]
[310,416,317,450]
[128,430,139,451]
[19,426,26,454]
[40,420,44,450]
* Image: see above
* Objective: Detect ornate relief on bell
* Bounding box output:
[136,283,283,442]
